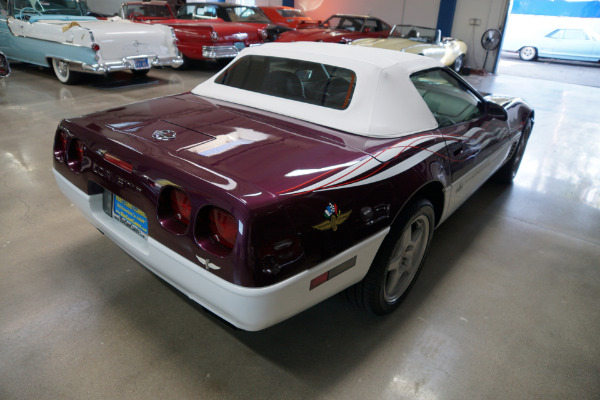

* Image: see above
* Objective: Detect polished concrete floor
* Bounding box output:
[1,62,599,400]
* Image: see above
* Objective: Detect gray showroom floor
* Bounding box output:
[1,60,599,400]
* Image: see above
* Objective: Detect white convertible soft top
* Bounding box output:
[192,42,441,138]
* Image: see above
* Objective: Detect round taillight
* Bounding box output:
[157,187,191,234]
[91,43,100,52]
[208,207,237,250]
[194,206,238,255]
[67,139,85,173]
[53,129,68,162]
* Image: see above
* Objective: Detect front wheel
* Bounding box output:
[519,46,537,61]
[346,199,435,315]
[51,58,80,84]
[494,119,532,183]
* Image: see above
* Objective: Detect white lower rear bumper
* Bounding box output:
[53,169,388,331]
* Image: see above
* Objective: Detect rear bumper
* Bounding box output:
[71,54,183,74]
[53,168,388,331]
[202,43,262,59]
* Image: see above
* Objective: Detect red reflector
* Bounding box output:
[170,189,191,226]
[209,208,237,249]
[91,43,100,52]
[310,272,329,290]
[54,129,68,161]
[103,153,133,173]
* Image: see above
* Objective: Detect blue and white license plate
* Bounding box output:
[233,41,245,51]
[113,195,148,239]
[133,58,149,70]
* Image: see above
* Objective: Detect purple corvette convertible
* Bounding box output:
[53,42,534,330]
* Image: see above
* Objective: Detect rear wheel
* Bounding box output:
[346,199,435,314]
[494,119,532,183]
[52,58,80,84]
[519,46,537,61]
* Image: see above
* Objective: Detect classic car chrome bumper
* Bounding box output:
[202,45,241,59]
[202,44,262,59]
[53,169,388,331]
[69,55,183,74]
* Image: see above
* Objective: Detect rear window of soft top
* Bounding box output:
[215,55,356,110]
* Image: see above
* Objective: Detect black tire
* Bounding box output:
[519,46,537,61]
[346,199,435,315]
[494,119,532,183]
[52,58,80,84]
[452,54,464,73]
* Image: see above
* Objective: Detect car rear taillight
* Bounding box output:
[91,43,100,52]
[67,139,85,173]
[209,207,237,250]
[157,187,191,234]
[53,129,68,161]
[194,206,238,255]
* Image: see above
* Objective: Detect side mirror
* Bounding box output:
[0,51,10,78]
[486,101,507,120]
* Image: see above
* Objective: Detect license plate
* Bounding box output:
[233,41,245,51]
[113,195,148,239]
[134,58,149,70]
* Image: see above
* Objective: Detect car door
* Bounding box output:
[410,68,510,216]
[545,29,595,61]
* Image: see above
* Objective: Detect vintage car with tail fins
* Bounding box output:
[259,6,320,29]
[352,25,468,72]
[276,14,392,44]
[0,0,182,84]
[120,1,267,64]
[53,42,534,331]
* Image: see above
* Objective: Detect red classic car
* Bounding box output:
[276,14,392,43]
[259,6,320,29]
[176,1,287,41]
[53,42,534,331]
[120,1,267,62]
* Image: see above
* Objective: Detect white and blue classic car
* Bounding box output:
[0,0,183,83]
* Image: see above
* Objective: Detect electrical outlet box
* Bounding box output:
[469,18,481,26]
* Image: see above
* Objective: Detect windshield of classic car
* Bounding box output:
[122,4,172,19]
[390,25,437,43]
[410,68,482,127]
[215,55,356,110]
[176,4,217,19]
[11,0,90,15]
[321,16,364,31]
[225,6,269,23]
[277,8,307,18]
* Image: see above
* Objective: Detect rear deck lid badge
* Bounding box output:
[152,130,177,141]
[313,203,352,232]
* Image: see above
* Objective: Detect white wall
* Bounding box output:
[451,0,509,71]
